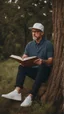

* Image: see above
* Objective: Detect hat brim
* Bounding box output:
[28,27,43,31]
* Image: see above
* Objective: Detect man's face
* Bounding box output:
[32,28,44,41]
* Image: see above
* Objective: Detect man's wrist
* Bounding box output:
[42,59,46,64]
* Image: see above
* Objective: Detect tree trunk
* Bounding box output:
[41,0,64,113]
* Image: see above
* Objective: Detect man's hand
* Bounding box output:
[34,57,53,65]
[20,54,28,66]
[22,54,28,59]
[34,58,43,65]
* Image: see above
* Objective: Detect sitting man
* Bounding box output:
[2,23,54,107]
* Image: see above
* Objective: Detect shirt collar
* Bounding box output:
[34,37,46,45]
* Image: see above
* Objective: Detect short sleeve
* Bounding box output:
[47,42,54,59]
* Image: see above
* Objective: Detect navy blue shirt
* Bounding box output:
[24,37,54,61]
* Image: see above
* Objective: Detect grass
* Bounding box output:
[0,59,18,92]
[0,59,55,114]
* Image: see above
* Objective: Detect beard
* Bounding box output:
[33,36,37,41]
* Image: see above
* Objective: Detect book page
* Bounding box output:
[10,55,37,66]
[23,56,37,61]
[10,55,23,61]
[10,55,37,61]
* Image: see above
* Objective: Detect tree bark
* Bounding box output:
[41,0,64,113]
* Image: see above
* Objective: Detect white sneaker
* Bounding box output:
[1,89,22,101]
[20,95,32,107]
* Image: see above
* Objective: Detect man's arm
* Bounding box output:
[34,57,53,65]
[42,57,53,65]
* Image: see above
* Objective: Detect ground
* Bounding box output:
[0,59,55,114]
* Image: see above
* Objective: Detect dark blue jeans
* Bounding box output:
[15,64,52,97]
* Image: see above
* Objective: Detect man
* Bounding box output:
[2,23,54,107]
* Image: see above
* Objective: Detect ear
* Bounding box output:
[41,32,44,36]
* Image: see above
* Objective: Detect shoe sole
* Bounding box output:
[2,95,21,101]
[20,104,31,107]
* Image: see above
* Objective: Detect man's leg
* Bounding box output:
[30,64,52,98]
[15,65,38,89]
[2,65,37,101]
[20,64,52,107]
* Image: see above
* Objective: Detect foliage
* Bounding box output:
[0,0,52,60]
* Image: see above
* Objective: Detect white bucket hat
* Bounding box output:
[29,23,44,32]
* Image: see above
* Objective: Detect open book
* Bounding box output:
[10,55,37,66]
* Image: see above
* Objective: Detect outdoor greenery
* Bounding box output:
[0,0,52,60]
